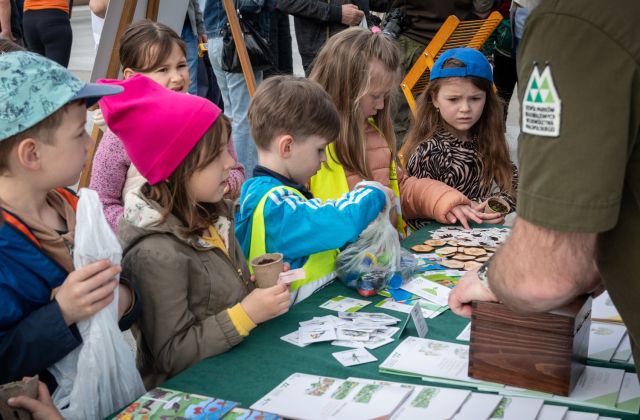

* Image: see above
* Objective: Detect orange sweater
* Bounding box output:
[24,0,69,13]
[344,124,469,223]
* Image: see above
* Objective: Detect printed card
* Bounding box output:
[588,321,627,362]
[456,322,471,342]
[336,327,371,342]
[452,393,503,420]
[409,301,429,338]
[299,324,337,344]
[401,277,451,306]
[332,348,378,367]
[280,330,309,348]
[488,396,544,420]
[534,405,568,420]
[616,372,640,413]
[320,296,371,312]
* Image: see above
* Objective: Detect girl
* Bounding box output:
[90,20,245,233]
[98,74,290,389]
[309,27,499,233]
[401,48,518,229]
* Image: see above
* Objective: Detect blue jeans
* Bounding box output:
[207,36,262,173]
[181,24,199,95]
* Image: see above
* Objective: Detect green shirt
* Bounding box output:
[516,0,640,369]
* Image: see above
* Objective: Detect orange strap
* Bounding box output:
[23,0,69,13]
[55,187,79,211]
[2,211,41,247]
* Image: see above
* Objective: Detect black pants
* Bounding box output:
[264,9,293,78]
[493,51,517,121]
[23,8,72,67]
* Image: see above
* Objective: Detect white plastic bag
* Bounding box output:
[335,181,402,296]
[49,188,145,420]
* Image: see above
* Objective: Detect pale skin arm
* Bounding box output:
[449,217,602,317]
[0,0,14,41]
[89,0,109,18]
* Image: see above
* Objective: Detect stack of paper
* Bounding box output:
[281,312,401,352]
[588,321,628,363]
[379,337,640,415]
[592,292,623,324]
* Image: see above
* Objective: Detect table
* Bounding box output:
[162,226,637,419]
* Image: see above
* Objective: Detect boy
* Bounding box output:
[0,52,139,390]
[236,76,392,303]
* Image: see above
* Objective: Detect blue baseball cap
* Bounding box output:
[0,51,123,140]
[430,48,493,83]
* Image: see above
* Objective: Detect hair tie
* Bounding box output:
[371,26,381,34]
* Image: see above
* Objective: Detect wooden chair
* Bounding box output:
[400,11,503,115]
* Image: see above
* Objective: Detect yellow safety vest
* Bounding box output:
[310,118,408,238]
[249,186,337,296]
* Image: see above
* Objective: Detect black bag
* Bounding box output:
[221,12,274,73]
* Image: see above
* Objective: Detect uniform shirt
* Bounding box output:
[516,0,640,370]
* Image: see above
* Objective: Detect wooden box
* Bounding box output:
[468,296,592,396]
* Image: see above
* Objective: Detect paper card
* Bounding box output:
[612,334,632,363]
[332,348,378,366]
[488,396,544,420]
[389,288,415,302]
[401,277,451,306]
[251,373,412,420]
[390,386,471,420]
[562,412,598,420]
[277,268,306,285]
[349,312,402,324]
[553,366,625,409]
[224,407,282,420]
[616,372,640,413]
[592,291,623,323]
[374,327,400,338]
[365,337,394,349]
[534,405,568,420]
[280,330,309,348]
[331,340,366,348]
[422,273,460,289]
[588,321,627,361]
[452,393,503,420]
[375,298,441,318]
[456,322,471,342]
[410,301,429,338]
[299,315,348,328]
[320,295,370,312]
[336,327,371,342]
[299,324,337,344]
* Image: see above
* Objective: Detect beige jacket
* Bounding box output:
[344,124,469,222]
[119,193,253,389]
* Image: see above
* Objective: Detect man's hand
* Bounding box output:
[341,4,364,26]
[448,269,499,318]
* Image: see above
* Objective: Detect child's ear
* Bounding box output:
[123,68,136,80]
[15,138,42,170]
[276,134,294,158]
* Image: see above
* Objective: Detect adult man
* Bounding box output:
[449,0,640,374]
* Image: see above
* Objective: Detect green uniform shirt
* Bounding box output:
[516,0,640,371]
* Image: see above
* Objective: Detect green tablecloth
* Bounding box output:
[161,225,637,419]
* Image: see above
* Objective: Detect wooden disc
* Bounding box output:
[411,244,434,253]
[435,246,457,256]
[439,259,465,269]
[464,261,483,271]
[452,253,476,261]
[463,247,487,256]
[424,239,446,247]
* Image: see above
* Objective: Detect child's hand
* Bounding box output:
[7,379,63,420]
[445,204,484,229]
[250,263,290,283]
[55,260,121,326]
[472,201,506,225]
[241,284,291,324]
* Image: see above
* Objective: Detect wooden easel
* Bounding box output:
[222,0,256,96]
[78,0,160,189]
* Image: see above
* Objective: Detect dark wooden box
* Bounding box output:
[468,296,592,396]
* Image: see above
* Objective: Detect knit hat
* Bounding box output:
[98,74,222,185]
[430,48,493,83]
[0,51,122,140]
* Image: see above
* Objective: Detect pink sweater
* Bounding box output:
[90,130,245,232]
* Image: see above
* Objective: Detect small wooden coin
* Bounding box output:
[439,259,465,269]
[435,246,457,256]
[463,247,487,257]
[464,261,483,271]
[411,244,434,253]
[475,255,491,263]
[424,239,446,247]
[446,240,459,246]
[483,246,497,252]
[452,253,476,261]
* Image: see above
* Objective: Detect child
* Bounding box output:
[400,48,518,229]
[308,27,501,233]
[89,20,245,233]
[236,76,393,304]
[98,74,291,389]
[0,52,138,390]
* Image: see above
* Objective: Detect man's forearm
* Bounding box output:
[0,0,12,35]
[489,218,601,313]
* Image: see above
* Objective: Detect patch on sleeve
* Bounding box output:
[522,65,561,137]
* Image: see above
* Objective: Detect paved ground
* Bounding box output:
[68,5,521,164]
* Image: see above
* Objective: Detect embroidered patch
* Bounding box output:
[522,65,561,137]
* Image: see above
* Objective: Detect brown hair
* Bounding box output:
[0,102,78,174]
[142,115,232,235]
[248,75,340,150]
[119,20,186,72]
[309,27,401,179]
[400,58,512,193]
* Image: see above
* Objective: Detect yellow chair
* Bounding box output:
[400,11,503,114]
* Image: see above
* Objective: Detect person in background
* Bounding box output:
[181,0,207,95]
[22,0,72,66]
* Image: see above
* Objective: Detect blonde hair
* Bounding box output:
[309,27,400,179]
[400,58,512,193]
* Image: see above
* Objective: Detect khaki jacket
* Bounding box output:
[344,124,469,222]
[119,193,253,389]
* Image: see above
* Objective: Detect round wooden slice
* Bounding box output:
[446,240,459,246]
[475,255,491,262]
[463,247,487,256]
[483,246,497,252]
[424,239,446,247]
[435,246,457,256]
[452,253,476,261]
[411,244,434,253]
[464,261,483,271]
[440,259,465,269]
